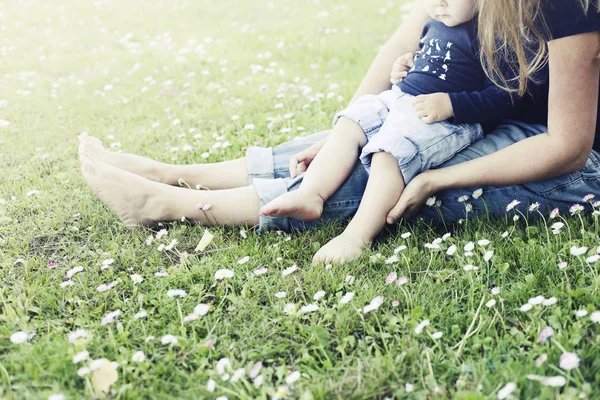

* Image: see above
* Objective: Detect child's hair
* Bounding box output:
[478,0,599,95]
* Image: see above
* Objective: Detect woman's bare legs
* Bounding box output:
[312,151,405,264]
[78,133,249,190]
[79,149,260,228]
[261,117,367,220]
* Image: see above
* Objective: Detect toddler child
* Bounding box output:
[261,0,522,263]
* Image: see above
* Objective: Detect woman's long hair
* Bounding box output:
[478,0,599,95]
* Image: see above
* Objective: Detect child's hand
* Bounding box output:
[413,93,454,124]
[390,53,415,84]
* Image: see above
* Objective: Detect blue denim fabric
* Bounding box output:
[247,120,600,233]
[334,86,483,184]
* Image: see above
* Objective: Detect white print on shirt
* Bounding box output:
[411,36,453,81]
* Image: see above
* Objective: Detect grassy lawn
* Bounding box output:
[1,0,600,399]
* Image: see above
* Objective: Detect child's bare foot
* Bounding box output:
[80,153,167,228]
[78,133,166,183]
[312,232,372,264]
[260,190,323,221]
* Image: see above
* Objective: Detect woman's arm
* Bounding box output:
[387,31,600,221]
[349,0,428,104]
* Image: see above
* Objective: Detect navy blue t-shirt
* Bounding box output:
[399,19,521,124]
[517,0,600,151]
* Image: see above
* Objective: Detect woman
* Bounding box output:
[78,0,600,263]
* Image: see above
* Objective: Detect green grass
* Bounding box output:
[1,0,600,399]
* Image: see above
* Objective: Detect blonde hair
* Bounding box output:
[478,0,599,96]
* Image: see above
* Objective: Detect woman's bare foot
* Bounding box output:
[78,133,167,184]
[312,232,372,264]
[260,190,324,221]
[80,155,170,228]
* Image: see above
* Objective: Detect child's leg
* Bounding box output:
[260,117,368,220]
[313,151,405,264]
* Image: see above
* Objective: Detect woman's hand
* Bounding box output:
[390,52,415,84]
[289,140,326,178]
[386,170,439,223]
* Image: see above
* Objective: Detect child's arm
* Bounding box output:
[412,80,522,125]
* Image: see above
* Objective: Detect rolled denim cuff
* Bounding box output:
[246,146,274,184]
[253,178,291,233]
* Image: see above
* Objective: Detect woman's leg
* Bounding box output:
[413,120,600,225]
[313,151,405,263]
[260,117,368,221]
[78,133,249,190]
[79,151,260,228]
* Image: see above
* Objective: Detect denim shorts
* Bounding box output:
[334,86,483,184]
[247,119,600,233]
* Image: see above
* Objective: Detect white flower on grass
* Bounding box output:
[586,254,600,263]
[231,368,246,382]
[463,264,479,272]
[253,267,268,275]
[68,328,89,344]
[414,319,430,334]
[194,304,210,316]
[497,382,516,399]
[101,258,115,267]
[426,196,436,207]
[100,309,122,326]
[528,202,540,212]
[385,271,397,284]
[284,303,297,315]
[405,383,415,393]
[97,280,119,293]
[478,239,490,246]
[575,309,588,318]
[446,244,457,256]
[590,311,600,323]
[285,371,301,385]
[144,335,155,343]
[274,386,289,400]
[131,351,146,363]
[165,239,178,251]
[133,310,148,320]
[345,275,355,284]
[401,232,411,239]
[145,235,153,246]
[396,276,409,286]
[275,291,287,299]
[61,281,74,288]
[394,245,408,254]
[161,334,178,345]
[506,200,520,212]
[543,297,557,306]
[501,231,509,238]
[249,361,262,379]
[282,265,299,277]
[472,189,483,199]
[526,374,566,387]
[570,246,588,256]
[253,375,264,388]
[362,296,384,314]
[484,251,494,262]
[313,291,326,300]
[130,274,144,284]
[48,394,66,400]
[457,195,469,203]
[237,256,250,265]
[549,208,559,219]
[520,303,533,312]
[491,287,501,295]
[559,352,580,370]
[431,331,443,339]
[167,289,186,298]
[207,378,216,392]
[215,269,234,280]
[299,303,319,313]
[66,266,84,278]
[10,331,30,344]
[73,350,89,363]
[155,271,169,277]
[557,261,568,270]
[340,292,354,304]
[486,299,497,308]
[464,242,475,252]
[385,254,400,264]
[570,204,585,215]
[535,354,548,367]
[183,314,199,323]
[216,358,232,376]
[528,295,545,306]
